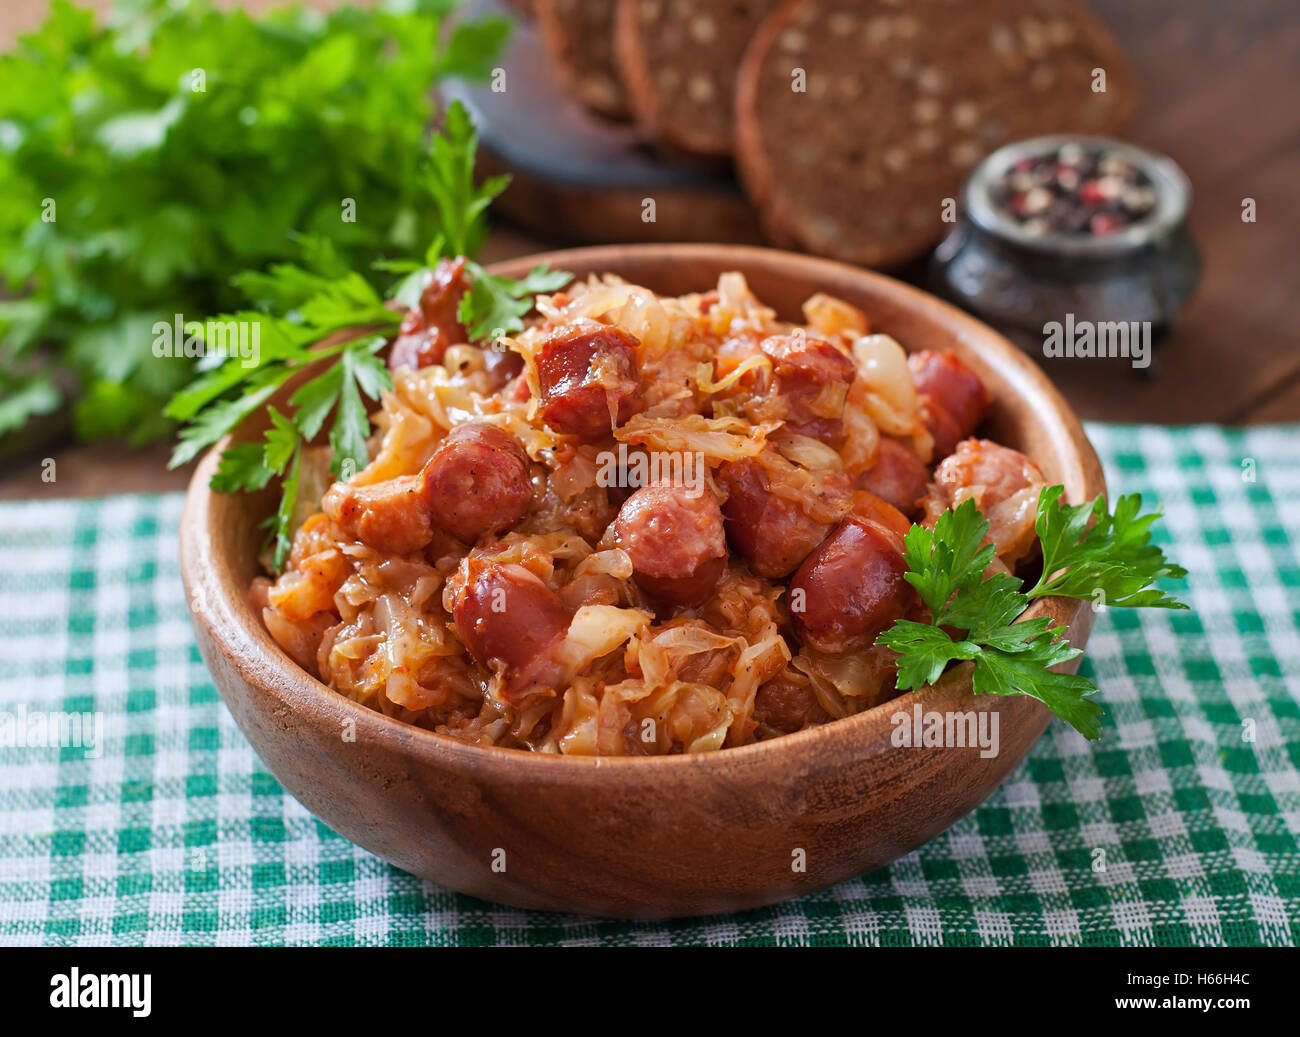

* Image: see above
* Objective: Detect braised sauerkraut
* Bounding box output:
[253,262,1041,754]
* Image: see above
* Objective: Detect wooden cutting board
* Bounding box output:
[444,1,762,246]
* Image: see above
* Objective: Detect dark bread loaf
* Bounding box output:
[615,0,782,157]
[734,0,1138,268]
[537,0,630,119]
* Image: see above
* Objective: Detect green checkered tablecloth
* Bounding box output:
[1,423,1297,947]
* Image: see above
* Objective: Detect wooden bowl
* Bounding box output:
[181,244,1105,918]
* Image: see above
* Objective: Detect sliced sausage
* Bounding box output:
[482,347,525,394]
[503,372,532,404]
[908,350,990,459]
[924,438,1046,566]
[422,422,533,543]
[322,474,434,555]
[857,437,930,517]
[851,489,913,541]
[388,257,470,371]
[323,422,531,553]
[789,517,914,654]
[909,350,989,433]
[716,458,842,580]
[754,671,830,736]
[613,479,727,606]
[920,400,966,461]
[535,320,644,439]
[449,559,572,695]
[760,333,855,444]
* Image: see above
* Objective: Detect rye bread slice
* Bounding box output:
[615,0,782,157]
[734,0,1138,268]
[536,0,630,119]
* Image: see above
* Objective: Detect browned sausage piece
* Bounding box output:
[388,257,470,371]
[789,517,914,654]
[858,437,930,517]
[754,671,830,736]
[535,321,644,439]
[851,489,913,542]
[482,347,525,394]
[422,422,533,543]
[449,559,572,695]
[613,479,727,606]
[322,474,434,555]
[908,350,990,459]
[760,333,855,444]
[924,438,1046,567]
[716,458,840,580]
[921,401,965,461]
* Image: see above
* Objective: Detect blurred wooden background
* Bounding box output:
[1,0,1296,499]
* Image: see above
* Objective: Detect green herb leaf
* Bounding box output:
[262,441,302,572]
[898,498,995,621]
[459,262,573,342]
[287,364,344,442]
[876,620,982,691]
[211,442,274,494]
[263,407,300,475]
[169,368,291,469]
[877,486,1187,739]
[972,637,1101,740]
[941,570,1031,645]
[0,0,507,447]
[161,314,310,422]
[1028,485,1189,608]
[423,99,509,260]
[297,273,401,333]
[435,16,512,80]
[0,373,60,436]
[329,349,374,478]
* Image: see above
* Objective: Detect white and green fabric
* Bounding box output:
[1,423,1297,946]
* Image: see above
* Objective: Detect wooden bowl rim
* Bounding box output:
[181,242,1105,779]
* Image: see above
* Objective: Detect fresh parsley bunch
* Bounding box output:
[168,100,569,568]
[0,0,509,445]
[877,489,1188,739]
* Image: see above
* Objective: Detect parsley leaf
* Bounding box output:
[263,440,302,573]
[459,263,574,342]
[877,485,1186,739]
[170,369,293,469]
[329,343,392,478]
[161,314,313,423]
[287,364,345,442]
[424,100,510,259]
[262,407,300,476]
[0,372,60,437]
[0,0,508,448]
[899,498,996,621]
[942,569,1032,644]
[1028,485,1189,608]
[972,640,1102,740]
[877,620,982,691]
[210,442,274,495]
[414,98,573,341]
[209,405,301,496]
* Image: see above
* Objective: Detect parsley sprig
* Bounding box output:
[167,100,571,569]
[1027,485,1188,607]
[389,102,572,342]
[876,489,1187,739]
[0,0,510,446]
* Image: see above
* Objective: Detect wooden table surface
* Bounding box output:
[1,0,1296,500]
